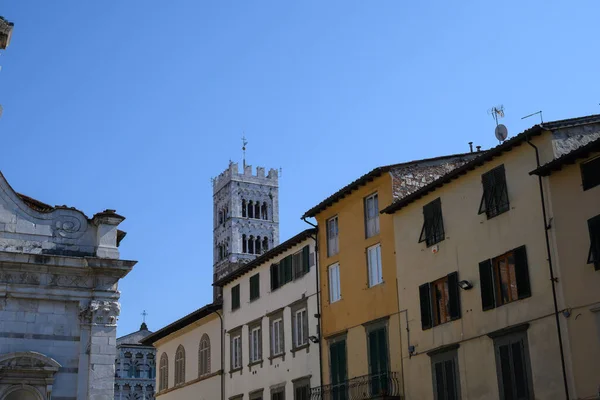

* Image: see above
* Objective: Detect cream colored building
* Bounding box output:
[215,229,320,400]
[382,114,600,400]
[141,303,223,400]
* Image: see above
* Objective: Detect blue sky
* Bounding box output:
[1,1,599,336]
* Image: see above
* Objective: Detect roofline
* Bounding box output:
[529,136,600,176]
[381,113,600,214]
[301,152,477,219]
[139,302,222,346]
[213,228,317,287]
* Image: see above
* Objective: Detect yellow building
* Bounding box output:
[302,153,478,398]
[382,114,600,400]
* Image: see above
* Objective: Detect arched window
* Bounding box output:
[159,353,168,391]
[262,202,268,220]
[242,234,247,253]
[255,237,261,254]
[248,201,254,218]
[199,334,211,376]
[248,236,255,254]
[263,237,269,252]
[175,345,185,385]
[242,199,247,218]
[254,202,260,219]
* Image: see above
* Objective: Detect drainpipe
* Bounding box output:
[216,309,225,400]
[526,135,570,399]
[302,217,324,391]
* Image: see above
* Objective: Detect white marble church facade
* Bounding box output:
[115,323,156,400]
[0,171,136,400]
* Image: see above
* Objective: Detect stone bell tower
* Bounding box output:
[212,161,279,299]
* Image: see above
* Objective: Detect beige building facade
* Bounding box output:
[141,303,223,400]
[382,115,600,400]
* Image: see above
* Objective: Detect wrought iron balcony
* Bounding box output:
[310,372,402,400]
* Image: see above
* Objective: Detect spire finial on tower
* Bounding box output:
[140,310,148,331]
[242,133,248,169]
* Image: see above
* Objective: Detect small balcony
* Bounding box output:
[310,372,402,400]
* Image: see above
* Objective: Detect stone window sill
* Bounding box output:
[291,343,309,357]
[247,359,263,371]
[268,352,286,364]
[229,367,243,378]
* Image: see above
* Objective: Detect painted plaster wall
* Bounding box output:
[154,313,222,400]
[223,238,320,400]
[391,135,566,399]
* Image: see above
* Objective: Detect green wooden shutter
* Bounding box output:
[250,274,259,300]
[447,272,461,320]
[479,259,495,310]
[302,245,310,274]
[231,285,240,310]
[285,255,293,283]
[270,264,279,290]
[514,246,531,299]
[419,283,432,330]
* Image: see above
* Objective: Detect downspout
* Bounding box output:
[216,309,225,400]
[526,135,570,399]
[302,217,324,391]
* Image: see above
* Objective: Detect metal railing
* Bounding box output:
[310,372,401,400]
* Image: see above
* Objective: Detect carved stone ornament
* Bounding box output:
[52,213,87,239]
[79,300,121,325]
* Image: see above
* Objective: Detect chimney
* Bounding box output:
[468,142,473,153]
[476,146,482,152]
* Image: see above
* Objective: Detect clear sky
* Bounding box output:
[1,1,599,336]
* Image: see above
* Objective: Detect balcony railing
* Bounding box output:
[310,372,402,400]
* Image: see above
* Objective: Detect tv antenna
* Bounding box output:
[521,110,543,124]
[488,105,508,143]
[242,134,248,169]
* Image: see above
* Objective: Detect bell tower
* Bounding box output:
[212,161,279,299]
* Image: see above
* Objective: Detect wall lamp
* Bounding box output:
[308,335,320,344]
[458,280,473,290]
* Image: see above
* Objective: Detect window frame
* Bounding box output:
[230,331,242,371]
[159,352,168,391]
[479,165,510,219]
[429,347,461,400]
[587,214,600,270]
[231,284,241,311]
[364,192,380,238]
[293,308,308,349]
[249,321,263,364]
[174,345,186,386]
[367,243,383,287]
[327,216,339,257]
[419,272,461,330]
[250,273,260,301]
[581,155,600,191]
[293,377,311,400]
[198,334,211,377]
[270,315,285,357]
[491,329,534,400]
[328,263,341,303]
[419,198,445,247]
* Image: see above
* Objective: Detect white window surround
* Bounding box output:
[329,263,341,303]
[232,335,242,370]
[367,243,383,287]
[365,193,380,238]
[294,308,308,348]
[272,318,284,356]
[250,326,262,362]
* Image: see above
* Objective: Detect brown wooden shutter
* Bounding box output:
[514,246,531,299]
[419,283,432,330]
[447,271,461,320]
[479,259,495,310]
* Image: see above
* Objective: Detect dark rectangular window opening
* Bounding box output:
[250,273,260,301]
[430,348,461,400]
[479,165,510,219]
[419,198,445,247]
[581,156,600,191]
[271,246,311,292]
[419,272,461,330]
[293,379,310,400]
[493,331,534,400]
[231,284,240,311]
[479,246,531,311]
[588,215,600,271]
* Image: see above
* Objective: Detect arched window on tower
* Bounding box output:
[199,334,211,376]
[262,202,268,220]
[242,235,247,253]
[248,236,255,254]
[255,237,261,254]
[263,237,269,252]
[254,202,260,219]
[248,201,254,218]
[242,199,247,218]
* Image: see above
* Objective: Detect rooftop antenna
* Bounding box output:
[488,105,508,144]
[242,134,248,169]
[521,110,543,124]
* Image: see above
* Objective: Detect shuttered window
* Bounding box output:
[493,331,534,400]
[367,326,389,395]
[367,243,383,287]
[329,263,341,303]
[479,246,531,310]
[270,263,280,290]
[327,216,339,256]
[588,215,600,270]
[271,390,285,400]
[419,198,445,247]
[581,156,600,191]
[294,383,310,400]
[250,273,260,301]
[365,193,380,238]
[271,317,284,356]
[231,284,240,311]
[430,349,460,400]
[479,165,510,219]
[293,246,311,279]
[419,272,461,330]
[270,246,311,292]
[231,333,242,370]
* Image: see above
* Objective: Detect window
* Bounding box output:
[367,325,389,395]
[249,324,262,363]
[293,246,310,279]
[367,244,383,287]
[231,333,242,370]
[250,389,264,400]
[242,199,247,218]
[479,246,531,310]
[199,334,210,377]
[271,247,309,291]
[365,193,380,237]
[479,165,510,218]
[492,329,534,400]
[159,353,168,391]
[581,156,600,191]
[419,198,445,247]
[293,378,310,400]
[231,284,240,311]
[174,345,185,386]
[419,272,461,330]
[327,216,339,257]
[271,317,284,356]
[328,263,341,303]
[271,387,285,400]
[430,348,461,400]
[293,308,308,348]
[262,202,268,220]
[250,273,260,301]
[588,215,600,270]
